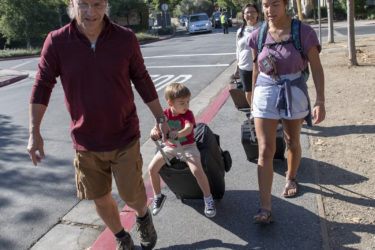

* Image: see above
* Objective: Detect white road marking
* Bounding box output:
[144,53,235,59]
[154,75,175,88]
[155,74,192,92]
[147,64,229,69]
[10,58,39,69]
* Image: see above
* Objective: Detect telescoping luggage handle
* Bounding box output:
[152,135,187,167]
[239,108,256,143]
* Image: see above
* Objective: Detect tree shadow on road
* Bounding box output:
[0,114,75,198]
[0,114,78,250]
[274,157,372,206]
[168,187,374,250]
[301,124,375,137]
[156,189,322,249]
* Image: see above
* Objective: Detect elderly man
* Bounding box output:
[27,0,169,249]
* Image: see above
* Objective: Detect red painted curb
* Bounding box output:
[197,85,230,124]
[91,179,158,249]
[0,74,29,87]
[90,85,230,249]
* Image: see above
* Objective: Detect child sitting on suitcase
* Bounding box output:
[148,83,216,218]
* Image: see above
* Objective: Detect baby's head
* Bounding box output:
[164,83,191,115]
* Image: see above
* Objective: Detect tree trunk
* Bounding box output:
[327,0,334,43]
[347,0,358,66]
[296,0,303,20]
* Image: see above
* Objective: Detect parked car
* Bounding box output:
[187,13,212,34]
[211,11,221,28]
[179,14,188,26]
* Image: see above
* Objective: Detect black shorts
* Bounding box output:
[238,68,253,92]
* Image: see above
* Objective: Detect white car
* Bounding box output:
[187,13,212,34]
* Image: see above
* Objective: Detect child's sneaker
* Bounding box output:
[152,194,166,216]
[204,199,216,218]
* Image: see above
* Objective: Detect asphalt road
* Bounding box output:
[0,27,237,250]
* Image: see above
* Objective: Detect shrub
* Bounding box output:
[334,5,347,20]
[311,6,327,18]
[156,25,175,35]
[367,7,375,20]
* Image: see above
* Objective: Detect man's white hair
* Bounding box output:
[67,0,110,19]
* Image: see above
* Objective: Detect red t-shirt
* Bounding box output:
[30,16,158,151]
[164,108,196,147]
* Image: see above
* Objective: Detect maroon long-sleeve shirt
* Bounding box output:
[30,16,158,151]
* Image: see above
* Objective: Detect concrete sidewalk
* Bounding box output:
[122,71,324,249]
[29,61,325,250]
[0,69,29,87]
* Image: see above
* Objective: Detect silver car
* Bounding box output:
[187,13,212,34]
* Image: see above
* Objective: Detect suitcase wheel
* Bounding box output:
[249,158,258,164]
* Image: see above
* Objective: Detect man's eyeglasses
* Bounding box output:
[77,2,107,11]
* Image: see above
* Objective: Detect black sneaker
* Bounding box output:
[136,208,157,250]
[152,194,166,216]
[115,232,135,250]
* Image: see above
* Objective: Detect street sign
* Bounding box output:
[161,3,168,11]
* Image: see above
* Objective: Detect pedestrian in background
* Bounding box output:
[234,3,262,107]
[248,0,325,224]
[27,0,169,249]
[221,12,229,34]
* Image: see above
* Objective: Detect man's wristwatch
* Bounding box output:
[156,115,167,124]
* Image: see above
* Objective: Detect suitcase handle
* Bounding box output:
[152,136,187,166]
[152,139,172,166]
[245,111,256,143]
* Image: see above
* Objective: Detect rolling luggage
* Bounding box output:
[227,77,285,164]
[155,123,231,201]
[241,114,285,163]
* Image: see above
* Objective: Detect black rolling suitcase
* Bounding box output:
[155,123,231,201]
[241,114,285,163]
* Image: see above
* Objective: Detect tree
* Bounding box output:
[147,0,182,11]
[296,0,303,20]
[327,0,334,43]
[347,0,357,66]
[176,0,212,15]
[0,0,66,48]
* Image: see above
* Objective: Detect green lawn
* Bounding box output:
[0,48,42,59]
[0,32,159,59]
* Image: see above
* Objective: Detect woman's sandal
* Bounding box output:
[253,208,274,224]
[283,179,299,198]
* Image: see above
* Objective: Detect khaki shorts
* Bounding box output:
[74,139,146,210]
[156,142,201,160]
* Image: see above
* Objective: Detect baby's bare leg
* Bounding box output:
[148,153,166,195]
[186,157,211,197]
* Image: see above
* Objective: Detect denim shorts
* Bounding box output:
[252,72,309,120]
